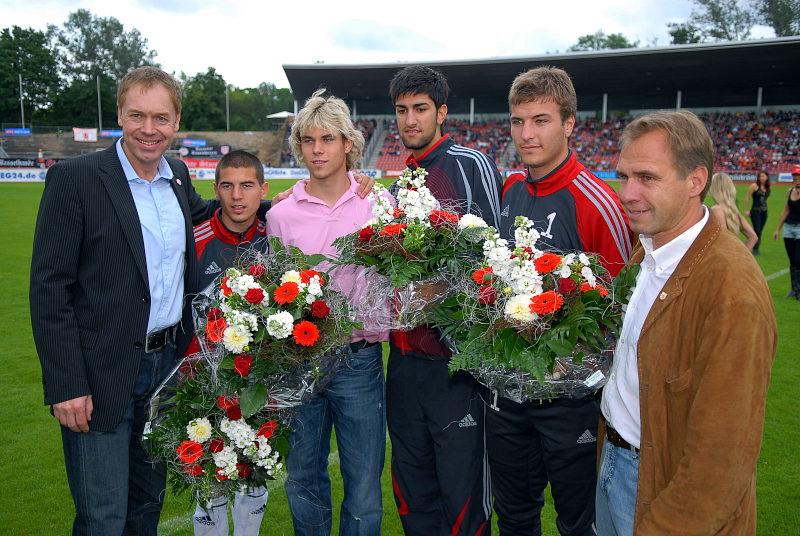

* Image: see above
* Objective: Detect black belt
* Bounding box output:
[348,340,380,354]
[606,424,639,454]
[145,324,178,353]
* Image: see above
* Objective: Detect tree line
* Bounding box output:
[568,0,798,51]
[0,9,294,131]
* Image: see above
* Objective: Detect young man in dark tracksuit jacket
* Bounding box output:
[186,150,270,536]
[487,68,631,536]
[386,66,502,536]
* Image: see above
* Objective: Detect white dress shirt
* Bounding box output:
[601,206,709,448]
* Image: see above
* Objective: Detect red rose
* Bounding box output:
[244,287,265,305]
[215,467,229,481]
[357,226,375,242]
[207,307,223,320]
[226,405,242,420]
[379,223,407,237]
[534,252,562,274]
[209,438,225,453]
[206,317,227,343]
[471,267,494,285]
[429,209,459,228]
[237,463,252,478]
[176,440,203,464]
[300,269,325,285]
[248,264,266,277]
[310,300,330,319]
[393,207,405,219]
[184,464,203,476]
[257,420,278,439]
[558,277,578,294]
[233,354,254,377]
[477,285,497,305]
[293,320,320,347]
[216,395,239,410]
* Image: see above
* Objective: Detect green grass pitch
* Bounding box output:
[1,178,797,534]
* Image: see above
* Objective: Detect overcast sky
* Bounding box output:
[2,0,775,88]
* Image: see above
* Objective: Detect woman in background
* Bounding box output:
[744,170,770,256]
[709,172,758,252]
[773,166,800,299]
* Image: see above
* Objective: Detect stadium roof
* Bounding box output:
[283,37,800,115]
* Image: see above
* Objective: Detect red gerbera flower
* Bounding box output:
[300,269,325,285]
[310,299,330,319]
[379,223,407,237]
[274,281,300,305]
[429,209,459,228]
[529,291,565,315]
[534,252,563,274]
[206,317,227,343]
[580,282,609,297]
[293,320,320,347]
[471,267,494,285]
[393,207,405,219]
[176,440,203,464]
[216,395,239,410]
[357,226,375,242]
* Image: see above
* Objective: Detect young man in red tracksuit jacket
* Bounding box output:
[187,150,270,536]
[488,67,632,536]
[386,66,503,536]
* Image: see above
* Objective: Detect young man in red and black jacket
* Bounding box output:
[488,67,632,536]
[187,150,271,536]
[386,65,502,536]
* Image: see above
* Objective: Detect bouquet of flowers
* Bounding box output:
[333,167,493,330]
[437,216,638,402]
[145,237,360,503]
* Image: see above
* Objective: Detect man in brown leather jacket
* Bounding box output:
[597,110,777,535]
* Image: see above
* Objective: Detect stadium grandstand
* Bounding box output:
[282,37,800,177]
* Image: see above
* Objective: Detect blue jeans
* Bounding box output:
[61,344,177,536]
[285,342,385,536]
[595,439,639,536]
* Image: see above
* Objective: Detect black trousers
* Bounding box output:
[750,209,768,250]
[486,395,600,536]
[785,236,800,270]
[386,345,491,536]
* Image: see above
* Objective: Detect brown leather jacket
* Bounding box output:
[602,215,777,535]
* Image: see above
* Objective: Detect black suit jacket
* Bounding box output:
[30,143,218,431]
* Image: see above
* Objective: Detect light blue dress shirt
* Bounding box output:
[116,139,186,334]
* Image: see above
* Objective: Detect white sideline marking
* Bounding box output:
[766,268,789,281]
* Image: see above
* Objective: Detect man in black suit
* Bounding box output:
[30,66,221,535]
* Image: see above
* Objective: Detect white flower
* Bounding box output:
[186,417,212,443]
[223,324,253,353]
[220,417,257,450]
[557,264,572,279]
[458,214,488,230]
[581,266,597,287]
[229,274,259,297]
[578,253,591,266]
[504,293,538,323]
[228,310,259,331]
[280,270,302,285]
[266,311,294,339]
[212,445,239,478]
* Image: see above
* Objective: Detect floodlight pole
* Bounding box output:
[18,73,25,128]
[97,74,103,131]
[226,84,230,131]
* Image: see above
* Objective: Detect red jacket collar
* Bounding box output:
[210,208,263,245]
[522,150,583,196]
[405,134,451,168]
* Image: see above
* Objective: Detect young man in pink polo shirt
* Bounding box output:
[266,89,391,536]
